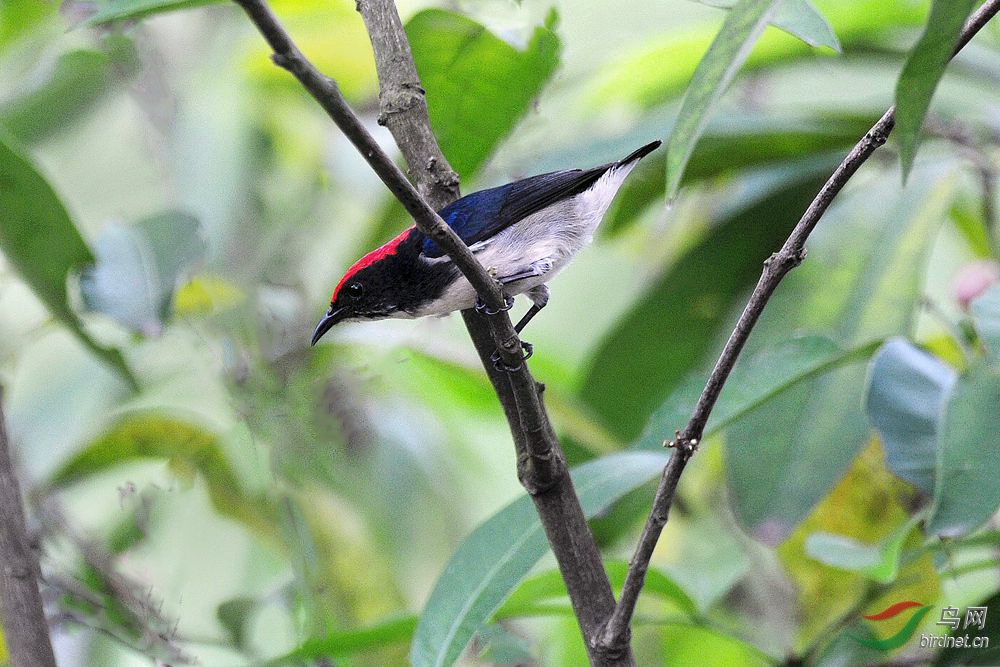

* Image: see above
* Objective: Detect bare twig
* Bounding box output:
[233,1,631,663]
[37,500,195,664]
[599,0,1000,653]
[981,163,998,256]
[0,389,58,667]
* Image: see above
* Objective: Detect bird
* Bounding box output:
[311,140,661,351]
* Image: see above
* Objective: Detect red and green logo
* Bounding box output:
[850,601,934,650]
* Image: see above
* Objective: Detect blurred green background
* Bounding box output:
[1,0,999,665]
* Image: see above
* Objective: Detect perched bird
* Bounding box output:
[311,140,661,349]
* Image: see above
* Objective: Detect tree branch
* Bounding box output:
[599,0,1000,652]
[233,1,633,663]
[354,0,459,210]
[0,389,57,667]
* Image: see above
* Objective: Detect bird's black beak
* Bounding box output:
[311,307,347,346]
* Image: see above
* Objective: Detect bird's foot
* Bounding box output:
[490,341,533,373]
[475,294,514,316]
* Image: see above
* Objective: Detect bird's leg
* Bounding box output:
[488,284,550,372]
[514,284,550,334]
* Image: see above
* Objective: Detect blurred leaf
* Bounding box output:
[950,191,993,258]
[935,590,1000,666]
[696,0,840,51]
[0,49,115,142]
[0,0,56,45]
[805,515,919,583]
[865,337,957,494]
[406,9,560,178]
[582,168,829,439]
[475,624,532,665]
[778,441,939,649]
[927,361,1000,536]
[173,274,245,316]
[80,211,205,334]
[411,452,669,667]
[590,0,926,109]
[0,136,137,389]
[665,0,780,199]
[812,620,883,667]
[635,335,880,450]
[84,0,220,25]
[217,597,259,651]
[894,0,977,179]
[727,168,956,545]
[496,560,697,619]
[49,414,277,540]
[267,615,419,664]
[243,0,378,104]
[660,623,772,666]
[971,285,1000,360]
[604,113,872,238]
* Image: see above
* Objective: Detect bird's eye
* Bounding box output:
[348,282,364,299]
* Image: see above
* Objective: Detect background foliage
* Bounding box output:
[0,0,999,664]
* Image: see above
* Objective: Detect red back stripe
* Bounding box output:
[331,227,414,302]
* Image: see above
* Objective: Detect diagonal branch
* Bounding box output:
[0,389,57,667]
[232,0,633,663]
[599,0,1000,653]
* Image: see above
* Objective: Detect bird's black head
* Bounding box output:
[311,229,417,345]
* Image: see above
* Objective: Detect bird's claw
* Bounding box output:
[491,341,533,373]
[475,294,514,316]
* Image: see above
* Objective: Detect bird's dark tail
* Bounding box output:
[617,140,662,166]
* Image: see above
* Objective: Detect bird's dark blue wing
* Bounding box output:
[420,140,661,258]
[421,167,608,258]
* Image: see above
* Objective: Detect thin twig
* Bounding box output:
[599,0,1000,652]
[233,1,630,663]
[0,389,58,667]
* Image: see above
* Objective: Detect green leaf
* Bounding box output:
[927,361,1000,536]
[894,0,977,179]
[971,285,1000,360]
[0,49,110,142]
[410,452,669,667]
[582,164,831,438]
[0,135,137,389]
[0,0,56,45]
[805,516,920,583]
[726,168,957,545]
[84,0,221,25]
[406,9,560,178]
[602,112,873,238]
[80,211,206,334]
[49,414,276,540]
[665,0,781,199]
[696,0,840,51]
[496,560,697,619]
[635,335,880,451]
[217,597,259,651]
[265,615,419,665]
[475,624,533,665]
[865,337,957,494]
[590,0,927,110]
